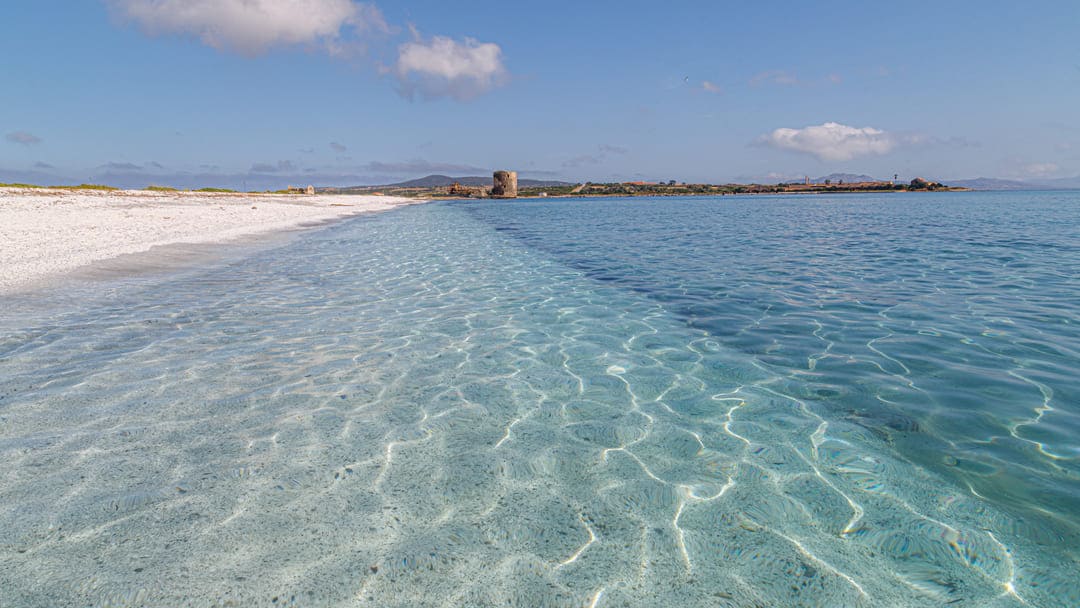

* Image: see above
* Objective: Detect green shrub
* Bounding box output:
[55,184,119,191]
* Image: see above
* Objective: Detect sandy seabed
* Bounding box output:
[0,187,417,293]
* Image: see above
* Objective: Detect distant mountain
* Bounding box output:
[392,175,489,187]
[815,173,880,183]
[340,174,573,190]
[946,178,1057,191]
[1031,175,1080,189]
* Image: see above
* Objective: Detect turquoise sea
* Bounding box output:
[1,192,1078,607]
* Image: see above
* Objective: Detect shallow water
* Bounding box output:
[1,192,1078,607]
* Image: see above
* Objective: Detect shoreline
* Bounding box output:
[406,188,971,202]
[0,188,418,295]
[526,188,972,198]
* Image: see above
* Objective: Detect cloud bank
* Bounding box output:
[395,35,506,100]
[762,122,896,162]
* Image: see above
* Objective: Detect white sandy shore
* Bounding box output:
[0,187,418,293]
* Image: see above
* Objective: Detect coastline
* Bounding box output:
[0,187,417,295]
[418,187,971,202]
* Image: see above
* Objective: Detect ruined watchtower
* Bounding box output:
[491,170,518,198]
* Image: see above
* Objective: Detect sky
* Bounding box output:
[2,0,1080,190]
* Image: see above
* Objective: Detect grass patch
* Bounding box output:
[194,187,237,193]
[2,183,118,191]
[146,185,179,192]
[53,184,119,191]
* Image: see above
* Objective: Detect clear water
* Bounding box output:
[1,192,1078,607]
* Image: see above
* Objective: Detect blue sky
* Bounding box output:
[2,0,1079,189]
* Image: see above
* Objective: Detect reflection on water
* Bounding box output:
[1,193,1078,607]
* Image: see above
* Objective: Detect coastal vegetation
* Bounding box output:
[342,177,963,200]
[1,183,118,191]
[67,184,119,191]
[2,177,958,199]
[319,173,963,200]
[526,178,956,198]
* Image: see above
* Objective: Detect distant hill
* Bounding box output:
[1032,175,1080,189]
[816,173,880,183]
[946,178,1057,191]
[393,175,488,188]
[340,174,574,190]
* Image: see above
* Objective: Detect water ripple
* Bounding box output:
[1,194,1077,606]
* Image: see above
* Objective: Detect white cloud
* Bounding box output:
[361,159,488,174]
[251,160,297,173]
[598,144,628,155]
[1021,162,1060,178]
[702,80,722,94]
[750,70,799,86]
[6,131,41,145]
[735,171,805,184]
[750,70,843,87]
[110,2,508,101]
[562,145,628,169]
[100,161,143,171]
[109,0,386,56]
[562,155,602,168]
[762,122,896,162]
[395,35,507,100]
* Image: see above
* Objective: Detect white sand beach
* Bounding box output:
[0,187,416,293]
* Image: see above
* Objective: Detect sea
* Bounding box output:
[0,191,1077,607]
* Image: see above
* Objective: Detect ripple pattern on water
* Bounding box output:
[1,194,1078,607]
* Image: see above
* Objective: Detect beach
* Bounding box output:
[0,187,415,293]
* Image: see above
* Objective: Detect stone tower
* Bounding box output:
[492,171,518,198]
